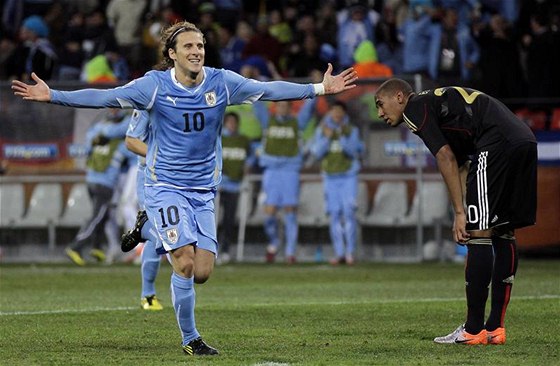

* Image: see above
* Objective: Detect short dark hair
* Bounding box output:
[224,111,240,123]
[332,100,347,112]
[376,78,413,97]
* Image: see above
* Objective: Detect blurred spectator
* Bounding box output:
[214,0,243,31]
[236,20,254,43]
[141,6,179,70]
[217,111,255,263]
[352,40,393,78]
[196,2,222,68]
[428,7,479,85]
[243,15,284,73]
[0,34,18,79]
[310,100,364,265]
[315,2,338,48]
[11,15,58,80]
[65,109,133,266]
[268,9,292,44]
[473,14,525,99]
[57,11,85,80]
[287,33,326,78]
[374,3,404,75]
[82,51,129,83]
[336,3,379,69]
[218,23,246,72]
[401,4,435,76]
[523,12,560,99]
[82,9,119,62]
[106,0,146,77]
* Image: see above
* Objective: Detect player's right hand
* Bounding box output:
[11,72,51,102]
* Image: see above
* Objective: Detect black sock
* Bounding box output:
[464,241,493,334]
[485,235,518,331]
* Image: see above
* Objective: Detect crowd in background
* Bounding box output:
[1,0,560,126]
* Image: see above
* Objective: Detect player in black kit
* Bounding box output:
[374,79,537,345]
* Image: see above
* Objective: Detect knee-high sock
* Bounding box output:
[329,214,344,258]
[264,215,279,248]
[171,272,199,345]
[141,239,161,298]
[342,209,357,256]
[486,235,518,331]
[464,240,493,334]
[284,212,298,256]
[140,215,158,243]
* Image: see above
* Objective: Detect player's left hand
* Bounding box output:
[322,63,357,95]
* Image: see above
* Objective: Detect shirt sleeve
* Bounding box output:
[126,110,150,141]
[223,70,315,105]
[50,75,158,110]
[100,117,129,139]
[310,122,330,159]
[340,126,363,158]
[297,98,317,130]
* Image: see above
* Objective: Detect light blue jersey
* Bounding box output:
[126,110,151,207]
[51,67,317,190]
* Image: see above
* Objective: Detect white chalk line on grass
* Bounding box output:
[1,295,558,317]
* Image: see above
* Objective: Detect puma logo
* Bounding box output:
[166,96,178,106]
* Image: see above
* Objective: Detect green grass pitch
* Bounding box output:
[1,260,559,365]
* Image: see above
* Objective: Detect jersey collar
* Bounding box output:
[170,67,207,93]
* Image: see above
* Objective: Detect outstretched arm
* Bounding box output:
[226,64,358,105]
[12,73,156,109]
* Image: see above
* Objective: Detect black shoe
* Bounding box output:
[183,337,219,356]
[120,210,148,252]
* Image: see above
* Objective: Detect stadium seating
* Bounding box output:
[14,183,63,249]
[58,183,92,228]
[0,183,26,227]
[15,183,63,227]
[362,181,408,226]
[297,181,328,227]
[397,181,449,226]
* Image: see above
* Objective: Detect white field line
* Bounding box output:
[1,295,558,317]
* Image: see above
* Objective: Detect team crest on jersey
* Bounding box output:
[204,91,217,106]
[166,228,178,244]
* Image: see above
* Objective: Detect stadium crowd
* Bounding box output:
[2,0,560,113]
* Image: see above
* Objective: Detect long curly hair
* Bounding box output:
[156,21,205,70]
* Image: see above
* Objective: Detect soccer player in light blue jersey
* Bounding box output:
[122,109,165,311]
[310,101,364,265]
[65,109,134,266]
[254,98,317,264]
[12,21,357,356]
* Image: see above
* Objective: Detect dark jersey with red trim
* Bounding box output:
[402,87,536,164]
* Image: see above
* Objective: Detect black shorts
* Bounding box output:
[465,141,537,231]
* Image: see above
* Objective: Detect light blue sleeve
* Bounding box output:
[126,110,150,140]
[297,98,317,130]
[50,74,158,110]
[252,101,269,129]
[99,117,129,139]
[223,70,315,105]
[85,124,101,149]
[340,126,364,158]
[310,124,330,160]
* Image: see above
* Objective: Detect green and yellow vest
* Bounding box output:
[87,139,122,173]
[263,117,299,157]
[321,125,353,174]
[222,134,250,181]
